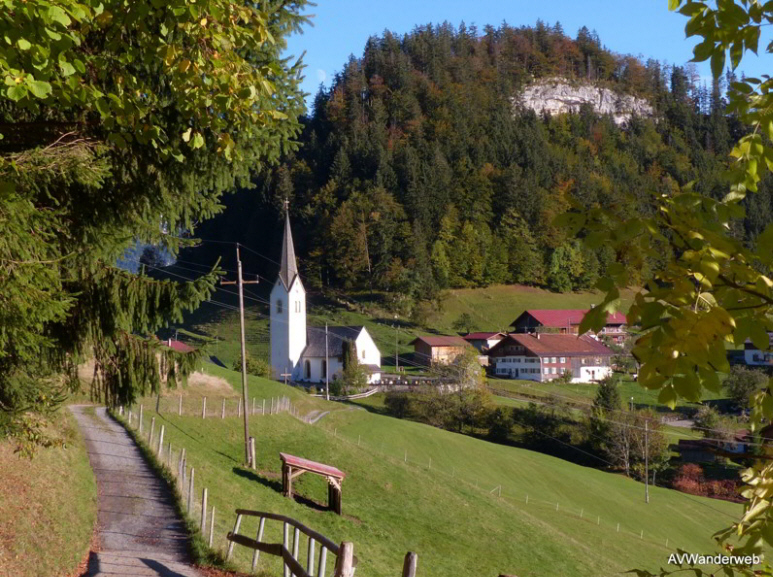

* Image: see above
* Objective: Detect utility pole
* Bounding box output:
[325,323,330,401]
[645,420,650,504]
[221,244,259,466]
[394,324,399,373]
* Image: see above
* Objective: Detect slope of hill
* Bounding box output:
[0,409,97,577]
[130,365,741,577]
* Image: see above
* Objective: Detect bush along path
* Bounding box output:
[69,405,204,577]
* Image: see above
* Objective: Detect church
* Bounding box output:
[270,203,382,385]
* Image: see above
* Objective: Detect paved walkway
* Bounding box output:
[70,405,203,577]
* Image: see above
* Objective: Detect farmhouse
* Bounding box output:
[270,202,381,384]
[744,333,773,367]
[463,332,506,352]
[410,335,472,366]
[487,333,613,383]
[511,309,628,344]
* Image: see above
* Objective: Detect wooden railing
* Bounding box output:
[226,509,354,577]
[226,509,418,577]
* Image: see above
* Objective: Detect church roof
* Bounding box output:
[278,205,299,289]
[302,326,366,358]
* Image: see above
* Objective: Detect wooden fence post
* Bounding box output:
[402,552,418,577]
[157,425,165,457]
[179,394,182,416]
[252,397,255,415]
[262,399,265,415]
[209,506,215,547]
[200,488,208,532]
[334,542,354,577]
[249,436,256,470]
[238,398,242,417]
[202,396,207,419]
[187,468,195,513]
[139,404,144,433]
[149,417,155,444]
[168,442,172,468]
[221,398,225,419]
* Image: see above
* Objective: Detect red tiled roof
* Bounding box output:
[167,339,195,353]
[515,309,627,328]
[410,335,471,348]
[463,332,505,341]
[489,333,613,357]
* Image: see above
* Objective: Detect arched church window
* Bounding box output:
[361,349,366,360]
[276,299,283,313]
[304,360,311,380]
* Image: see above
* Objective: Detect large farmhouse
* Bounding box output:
[745,334,773,367]
[511,309,628,344]
[463,332,506,352]
[487,333,613,383]
[270,203,381,384]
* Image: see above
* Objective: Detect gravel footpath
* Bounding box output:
[70,405,203,577]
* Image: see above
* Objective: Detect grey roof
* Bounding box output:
[302,326,365,358]
[278,208,299,289]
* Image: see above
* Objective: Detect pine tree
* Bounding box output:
[0,0,309,444]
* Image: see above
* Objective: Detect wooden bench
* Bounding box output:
[280,452,346,515]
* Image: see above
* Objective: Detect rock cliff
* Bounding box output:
[513,78,654,125]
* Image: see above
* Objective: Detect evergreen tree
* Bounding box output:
[0,0,309,444]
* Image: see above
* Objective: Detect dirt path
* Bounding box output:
[70,405,203,577]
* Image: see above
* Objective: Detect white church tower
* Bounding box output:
[270,201,307,381]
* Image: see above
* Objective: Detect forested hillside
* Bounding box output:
[186,21,772,312]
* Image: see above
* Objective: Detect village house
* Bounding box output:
[511,309,628,344]
[744,333,773,367]
[462,332,506,352]
[410,335,472,366]
[270,202,381,385]
[487,333,613,383]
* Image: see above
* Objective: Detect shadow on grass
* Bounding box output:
[232,467,329,513]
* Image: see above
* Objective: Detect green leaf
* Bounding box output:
[26,79,52,99]
[693,39,714,62]
[182,128,192,142]
[658,386,678,410]
[17,38,31,51]
[192,133,204,149]
[107,133,127,148]
[6,85,27,102]
[750,322,770,352]
[668,0,681,11]
[59,61,76,77]
[47,6,72,27]
[73,59,86,74]
[710,50,725,78]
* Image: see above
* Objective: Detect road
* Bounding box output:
[70,405,203,577]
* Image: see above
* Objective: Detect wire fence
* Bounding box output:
[114,397,735,575]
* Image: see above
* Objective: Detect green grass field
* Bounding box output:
[0,408,97,577]
[431,284,637,334]
[126,364,742,577]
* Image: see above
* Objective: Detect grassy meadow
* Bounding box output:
[124,364,742,577]
[0,408,97,577]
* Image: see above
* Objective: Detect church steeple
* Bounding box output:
[278,199,298,289]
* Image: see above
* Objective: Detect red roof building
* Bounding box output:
[488,333,613,383]
[166,339,195,353]
[462,332,506,352]
[511,309,628,344]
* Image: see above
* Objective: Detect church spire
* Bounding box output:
[278,199,298,288]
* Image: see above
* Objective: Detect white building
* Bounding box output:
[270,203,381,384]
[745,334,773,367]
[487,333,613,383]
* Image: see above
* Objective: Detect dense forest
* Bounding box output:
[184,21,773,314]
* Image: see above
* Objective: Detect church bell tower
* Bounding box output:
[270,201,307,381]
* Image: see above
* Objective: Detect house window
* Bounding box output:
[560,368,565,374]
[304,360,311,380]
[560,357,566,364]
[276,299,283,314]
[551,357,557,364]
[551,367,557,374]
[543,367,549,375]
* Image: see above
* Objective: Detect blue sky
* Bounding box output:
[284,0,769,109]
